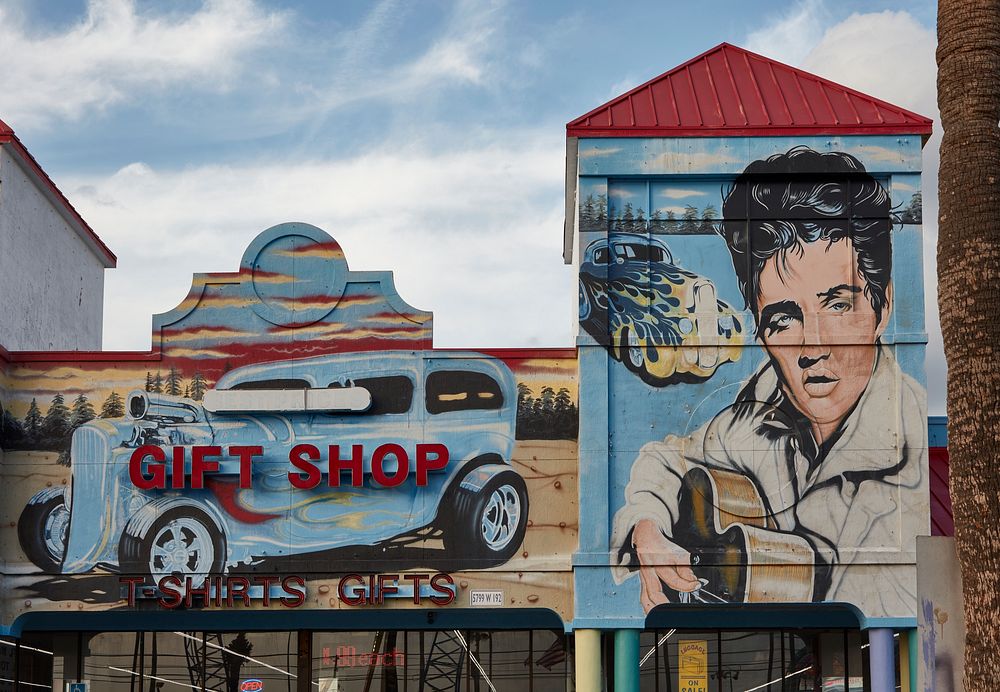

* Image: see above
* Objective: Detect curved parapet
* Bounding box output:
[150,223,433,378]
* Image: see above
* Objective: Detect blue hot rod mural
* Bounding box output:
[17,350,528,583]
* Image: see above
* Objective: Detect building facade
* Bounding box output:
[0,119,116,351]
[0,45,936,692]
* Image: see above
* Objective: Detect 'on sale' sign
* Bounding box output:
[677,640,708,692]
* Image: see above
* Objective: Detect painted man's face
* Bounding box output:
[755,238,891,441]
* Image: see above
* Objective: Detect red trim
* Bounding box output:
[3,346,578,364]
[436,347,577,360]
[206,477,281,524]
[0,122,116,266]
[929,446,953,537]
[5,350,162,363]
[567,124,932,138]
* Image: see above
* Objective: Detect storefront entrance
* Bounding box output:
[8,629,573,691]
[4,627,893,691]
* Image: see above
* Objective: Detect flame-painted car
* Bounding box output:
[18,351,528,582]
[578,233,744,386]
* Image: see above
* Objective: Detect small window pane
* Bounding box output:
[426,371,504,414]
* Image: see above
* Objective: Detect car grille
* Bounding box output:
[71,425,111,467]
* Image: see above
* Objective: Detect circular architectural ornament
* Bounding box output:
[240,222,349,327]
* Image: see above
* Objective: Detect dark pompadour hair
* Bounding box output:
[719,146,894,327]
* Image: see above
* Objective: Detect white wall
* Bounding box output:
[0,147,106,350]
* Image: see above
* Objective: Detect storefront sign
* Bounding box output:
[322,646,403,667]
[128,443,450,490]
[678,640,708,692]
[120,572,456,608]
[239,680,264,692]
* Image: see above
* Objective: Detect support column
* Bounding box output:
[868,628,895,692]
[574,630,602,692]
[899,629,910,692]
[614,630,640,692]
[907,629,918,692]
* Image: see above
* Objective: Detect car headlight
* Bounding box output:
[679,317,694,334]
[127,492,148,517]
[718,315,734,332]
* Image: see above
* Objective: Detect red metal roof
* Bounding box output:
[0,117,116,267]
[567,43,933,139]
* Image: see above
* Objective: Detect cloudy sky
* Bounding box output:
[0,0,944,411]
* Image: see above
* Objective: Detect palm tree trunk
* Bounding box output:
[937,0,1000,686]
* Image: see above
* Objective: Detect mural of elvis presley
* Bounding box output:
[611,146,927,619]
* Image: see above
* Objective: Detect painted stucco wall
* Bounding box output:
[0,147,105,351]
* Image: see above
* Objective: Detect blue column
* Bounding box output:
[614,629,640,692]
[868,628,895,692]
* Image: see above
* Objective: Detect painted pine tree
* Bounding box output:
[24,398,43,442]
[100,391,125,419]
[189,371,208,401]
[165,367,183,396]
[70,394,96,428]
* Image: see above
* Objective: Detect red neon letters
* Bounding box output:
[128,443,448,490]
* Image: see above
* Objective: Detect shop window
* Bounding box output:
[313,629,570,691]
[425,371,504,414]
[637,629,884,692]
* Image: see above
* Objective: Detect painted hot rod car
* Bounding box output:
[18,351,527,582]
[578,233,744,385]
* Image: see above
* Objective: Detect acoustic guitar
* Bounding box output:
[667,466,815,603]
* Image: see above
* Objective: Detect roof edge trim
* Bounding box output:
[0,130,117,268]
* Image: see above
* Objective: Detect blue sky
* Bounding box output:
[0,0,943,410]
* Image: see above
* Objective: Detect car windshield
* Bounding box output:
[228,379,311,390]
[592,246,610,264]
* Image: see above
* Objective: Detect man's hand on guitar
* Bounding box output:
[633,519,701,613]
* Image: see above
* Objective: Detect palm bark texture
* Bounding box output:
[937,0,1000,686]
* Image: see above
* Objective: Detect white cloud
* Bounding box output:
[578,147,622,159]
[302,0,503,119]
[801,11,937,120]
[67,134,572,351]
[656,187,708,199]
[609,188,637,199]
[744,0,830,66]
[0,0,287,128]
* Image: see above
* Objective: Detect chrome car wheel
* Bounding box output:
[149,517,215,580]
[481,483,522,551]
[43,502,70,562]
[443,469,529,566]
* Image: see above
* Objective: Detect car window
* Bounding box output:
[228,379,310,390]
[329,375,413,415]
[647,245,668,263]
[425,371,504,414]
[593,247,610,264]
[615,243,673,264]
